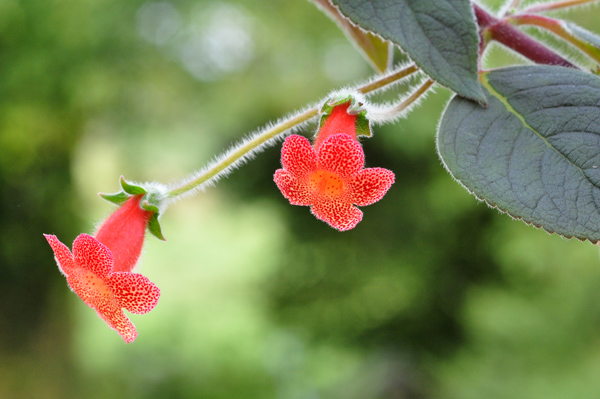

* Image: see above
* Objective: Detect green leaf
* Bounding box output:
[330,0,485,102]
[311,0,392,73]
[437,65,600,242]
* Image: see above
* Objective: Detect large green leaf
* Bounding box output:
[437,65,600,242]
[330,0,485,102]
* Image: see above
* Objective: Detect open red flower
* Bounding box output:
[274,133,395,231]
[45,233,160,343]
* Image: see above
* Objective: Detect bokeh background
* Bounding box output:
[3,0,600,398]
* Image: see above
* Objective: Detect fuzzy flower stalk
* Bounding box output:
[274,95,395,231]
[45,181,166,343]
[43,66,427,341]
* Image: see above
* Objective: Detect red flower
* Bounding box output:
[274,133,395,231]
[44,233,160,343]
[95,194,153,273]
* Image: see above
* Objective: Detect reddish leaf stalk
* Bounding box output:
[508,13,600,64]
[524,0,600,13]
[473,4,575,68]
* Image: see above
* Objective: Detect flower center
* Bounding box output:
[71,269,113,299]
[308,170,345,198]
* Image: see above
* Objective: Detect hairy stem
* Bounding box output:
[473,4,576,68]
[391,79,435,114]
[358,65,419,94]
[509,13,600,64]
[167,108,319,198]
[371,79,435,121]
[167,64,420,198]
[524,0,600,13]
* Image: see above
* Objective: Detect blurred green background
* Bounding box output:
[3,0,600,398]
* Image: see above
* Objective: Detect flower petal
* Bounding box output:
[311,198,363,231]
[350,168,395,206]
[280,134,317,178]
[44,234,75,275]
[72,233,113,277]
[99,307,138,343]
[107,272,161,315]
[317,134,364,178]
[66,270,137,343]
[274,169,312,205]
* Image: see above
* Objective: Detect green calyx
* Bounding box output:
[319,93,372,138]
[99,176,166,241]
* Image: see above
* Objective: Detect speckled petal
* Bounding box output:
[280,134,317,178]
[44,234,75,275]
[350,168,395,206]
[274,169,313,205]
[317,134,364,178]
[72,234,113,277]
[66,269,137,343]
[107,272,161,315]
[97,305,138,343]
[311,198,363,231]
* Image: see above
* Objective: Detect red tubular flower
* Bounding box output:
[312,102,357,150]
[95,194,153,273]
[274,133,395,231]
[44,233,160,343]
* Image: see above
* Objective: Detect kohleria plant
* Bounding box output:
[45,0,600,341]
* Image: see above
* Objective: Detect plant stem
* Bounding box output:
[473,4,576,68]
[372,79,435,121]
[167,64,420,198]
[509,13,600,64]
[392,79,434,114]
[358,64,419,94]
[167,108,319,198]
[524,0,600,13]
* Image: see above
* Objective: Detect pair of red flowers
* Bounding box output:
[45,100,394,342]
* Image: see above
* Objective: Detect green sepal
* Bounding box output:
[141,194,166,240]
[99,191,130,205]
[99,175,167,241]
[141,200,159,213]
[147,212,166,241]
[353,113,371,138]
[319,94,372,138]
[99,176,148,205]
[120,176,147,195]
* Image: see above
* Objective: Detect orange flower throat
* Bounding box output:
[308,170,344,198]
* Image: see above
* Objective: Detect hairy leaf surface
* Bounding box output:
[331,0,485,102]
[437,65,600,241]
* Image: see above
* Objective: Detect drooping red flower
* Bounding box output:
[45,233,160,343]
[95,194,153,273]
[274,133,395,231]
